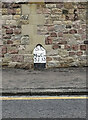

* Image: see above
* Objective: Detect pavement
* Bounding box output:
[0,67,88,96]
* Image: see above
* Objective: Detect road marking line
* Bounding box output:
[0,96,88,100]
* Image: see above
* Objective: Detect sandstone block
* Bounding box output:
[13,15,21,20]
[2,8,8,15]
[16,8,21,15]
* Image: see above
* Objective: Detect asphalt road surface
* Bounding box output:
[1,96,87,119]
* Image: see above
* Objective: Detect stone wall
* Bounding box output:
[0,2,88,69]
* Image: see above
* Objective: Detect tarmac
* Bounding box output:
[0,67,88,96]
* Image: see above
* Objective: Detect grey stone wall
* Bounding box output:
[0,2,88,69]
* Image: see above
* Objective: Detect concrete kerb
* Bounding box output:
[1,88,88,96]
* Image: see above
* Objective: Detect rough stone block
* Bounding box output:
[45,36,52,45]
[64,3,74,9]
[76,51,83,56]
[24,55,33,63]
[58,32,63,37]
[58,49,69,57]
[2,46,7,54]
[47,25,55,31]
[6,20,17,25]
[46,4,56,8]
[78,3,87,9]
[78,29,84,34]
[21,35,29,45]
[8,47,18,54]
[12,55,24,62]
[46,56,52,62]
[7,40,13,44]
[6,29,13,34]
[14,28,21,34]
[7,9,16,15]
[37,25,48,35]
[80,45,86,50]
[11,3,21,8]
[50,32,57,37]
[3,35,11,39]
[51,8,62,14]
[52,44,59,50]
[43,8,51,14]
[56,3,63,9]
[8,62,17,68]
[62,9,68,14]
[65,45,71,51]
[84,41,88,44]
[54,24,65,32]
[66,25,71,29]
[72,45,78,51]
[69,29,77,34]
[13,40,21,45]
[2,15,12,20]
[22,4,30,14]
[69,52,75,56]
